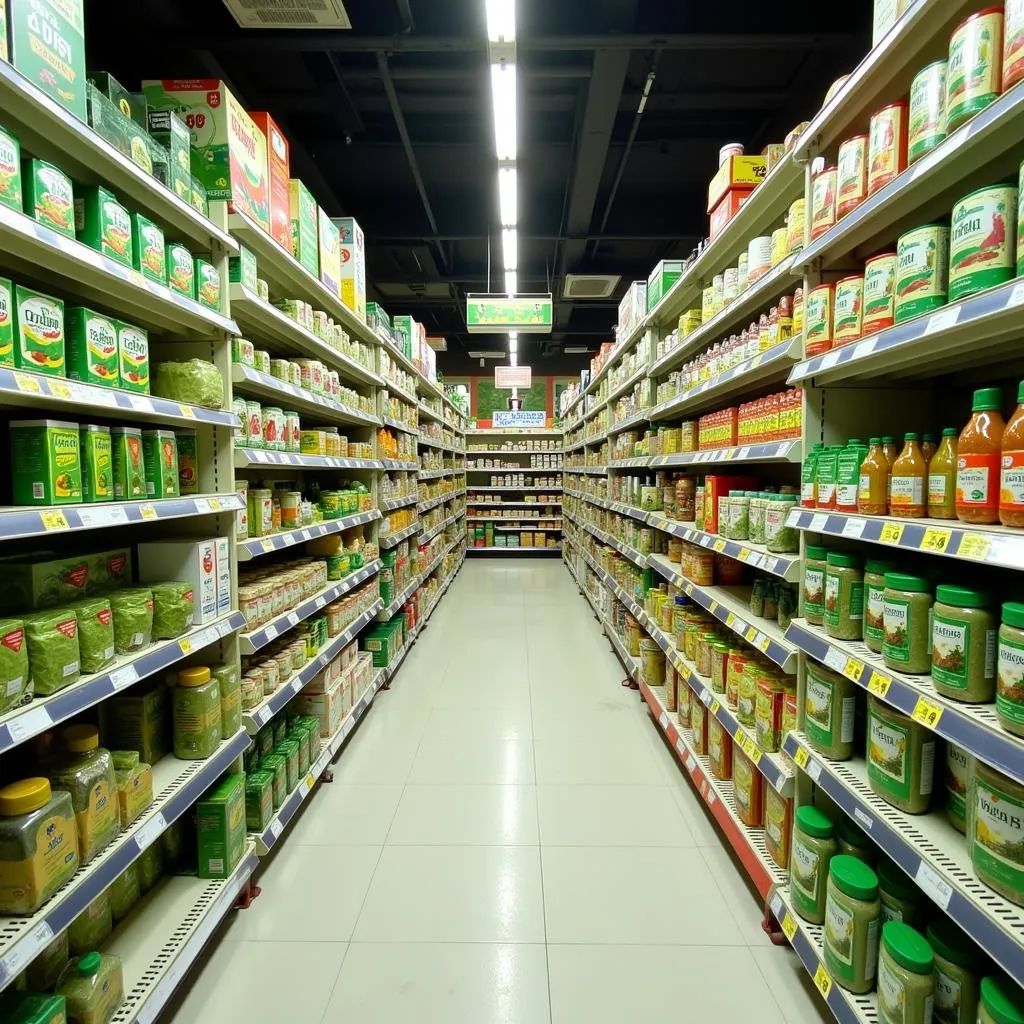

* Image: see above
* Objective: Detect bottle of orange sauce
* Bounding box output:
[889,433,927,518]
[1000,381,1024,527]
[957,388,1005,525]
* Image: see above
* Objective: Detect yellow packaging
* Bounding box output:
[300,430,327,456]
[707,155,766,211]
[770,227,788,266]
[787,198,806,253]
[701,285,715,322]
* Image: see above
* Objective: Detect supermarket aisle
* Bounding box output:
[167,560,826,1024]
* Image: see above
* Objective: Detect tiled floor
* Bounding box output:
[166,560,829,1023]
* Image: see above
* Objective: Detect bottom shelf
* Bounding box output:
[466,545,562,553]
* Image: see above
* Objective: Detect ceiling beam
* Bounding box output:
[338,66,593,82]
[369,232,702,243]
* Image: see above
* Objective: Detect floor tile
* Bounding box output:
[287,784,404,846]
[389,784,539,845]
[532,721,665,785]
[409,722,535,784]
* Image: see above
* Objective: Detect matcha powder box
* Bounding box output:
[10,419,82,505]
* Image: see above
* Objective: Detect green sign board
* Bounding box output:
[466,294,553,333]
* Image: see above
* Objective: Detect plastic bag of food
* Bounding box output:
[150,581,195,640]
[109,862,141,921]
[109,588,154,654]
[71,598,115,674]
[24,608,81,695]
[0,618,29,713]
[152,359,224,409]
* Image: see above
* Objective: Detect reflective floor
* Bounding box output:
[166,559,829,1023]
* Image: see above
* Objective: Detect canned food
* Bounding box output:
[246,401,263,449]
[793,287,804,336]
[263,406,284,450]
[947,7,1004,131]
[895,225,950,323]
[908,61,947,164]
[810,165,837,240]
[747,236,772,283]
[270,358,290,381]
[254,349,271,374]
[1018,161,1024,276]
[787,198,807,253]
[235,479,248,540]
[232,398,249,448]
[1006,0,1024,89]
[862,252,897,335]
[836,135,868,219]
[284,411,301,452]
[737,252,749,290]
[712,273,724,310]
[232,336,254,366]
[867,101,907,195]
[248,488,273,537]
[804,283,834,357]
[833,275,864,345]
[701,285,715,323]
[280,491,302,528]
[723,266,739,303]
[949,184,1018,301]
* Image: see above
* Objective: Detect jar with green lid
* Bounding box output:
[0,777,79,913]
[868,696,935,814]
[765,495,799,553]
[979,975,1024,1024]
[790,805,838,923]
[864,558,900,653]
[931,584,997,701]
[725,491,750,540]
[748,491,767,544]
[824,551,864,641]
[928,916,984,1024]
[172,666,222,760]
[946,742,976,834]
[49,725,120,864]
[877,856,927,929]
[877,921,935,1024]
[970,760,1024,907]
[997,601,1024,737]
[803,660,856,759]
[214,663,241,737]
[1,992,66,1024]
[824,855,881,993]
[57,951,124,1024]
[883,573,934,674]
[803,545,828,625]
[836,815,875,864]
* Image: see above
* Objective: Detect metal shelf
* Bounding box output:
[417,491,457,513]
[381,459,419,471]
[238,510,381,560]
[606,408,651,436]
[382,414,419,435]
[420,513,457,544]
[232,365,379,428]
[465,448,563,456]
[467,546,562,553]
[384,378,419,406]
[564,466,607,476]
[380,520,421,549]
[381,493,419,512]
[234,449,384,471]
[466,465,563,473]
[579,519,647,570]
[468,499,562,507]
[418,467,462,480]
[380,576,420,619]
[650,439,802,467]
[468,485,562,492]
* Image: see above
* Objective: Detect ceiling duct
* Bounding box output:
[563,274,621,299]
[221,0,351,29]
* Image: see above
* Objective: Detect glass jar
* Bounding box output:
[172,666,223,760]
[823,855,881,993]
[836,815,874,864]
[927,916,984,1024]
[979,975,1024,1024]
[778,583,798,629]
[803,660,856,759]
[867,696,935,814]
[791,805,838,924]
[824,551,864,641]
[737,660,759,727]
[725,491,749,540]
[877,856,928,929]
[997,601,1024,738]
[710,641,729,694]
[803,545,828,625]
[863,558,899,654]
[882,573,934,674]
[764,786,793,871]
[755,672,788,752]
[765,495,799,553]
[876,921,935,1023]
[946,742,976,835]
[726,651,749,708]
[749,491,768,544]
[970,760,1024,907]
[707,717,732,780]
[931,584,996,702]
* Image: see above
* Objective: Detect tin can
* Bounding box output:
[235,478,248,540]
[281,491,301,529]
[833,275,864,345]
[284,411,301,452]
[747,236,772,282]
[908,61,947,164]
[712,273,724,311]
[810,164,837,240]
[1018,161,1024,275]
[804,283,834,357]
[867,101,908,195]
[248,488,272,537]
[269,358,290,381]
[262,406,283,450]
[254,349,271,374]
[232,336,254,366]
[792,287,804,336]
[723,266,739,303]
[947,7,1004,132]
[232,397,249,448]
[862,252,897,335]
[246,401,263,449]
[1005,0,1024,89]
[176,430,198,495]
[836,135,868,219]
[701,285,715,323]
[895,225,950,323]
[949,184,1018,301]
[787,198,807,254]
[737,252,749,290]
[770,227,788,267]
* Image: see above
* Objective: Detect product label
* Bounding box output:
[811,171,836,234]
[791,836,821,904]
[868,108,901,190]
[934,967,961,1024]
[909,64,947,159]
[0,813,78,912]
[947,13,1001,123]
[863,257,896,330]
[824,573,840,621]
[997,632,1024,725]
[858,473,872,502]
[837,139,865,204]
[869,714,908,792]
[883,597,912,664]
[834,282,863,340]
[896,230,949,320]
[804,567,824,616]
[80,778,118,859]
[865,583,885,643]
[928,473,948,504]
[824,897,854,969]
[931,613,969,691]
[1000,451,1024,512]
[957,453,999,510]
[877,954,908,1024]
[118,325,149,392]
[804,672,836,748]
[17,292,64,374]
[805,288,832,345]
[946,744,971,826]
[972,775,1024,894]
[890,475,924,509]
[950,188,1014,300]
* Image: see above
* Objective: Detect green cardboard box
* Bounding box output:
[14,284,64,375]
[0,277,14,367]
[131,212,167,285]
[23,158,74,238]
[289,179,318,278]
[0,124,22,213]
[245,770,274,831]
[111,426,145,499]
[646,260,685,312]
[87,72,138,124]
[65,306,120,388]
[0,547,129,612]
[166,244,195,300]
[189,175,208,216]
[196,773,247,879]
[194,258,221,311]
[9,418,81,506]
[147,109,191,201]
[103,680,169,766]
[141,429,179,498]
[229,245,258,293]
[75,184,133,267]
[9,0,86,121]
[86,83,129,161]
[79,423,113,503]
[115,320,149,393]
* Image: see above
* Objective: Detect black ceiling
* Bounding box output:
[84,0,869,376]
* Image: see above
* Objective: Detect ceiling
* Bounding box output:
[84,0,870,376]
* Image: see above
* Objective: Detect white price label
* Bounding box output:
[79,506,129,528]
[853,807,874,831]
[659,711,669,730]
[128,394,155,413]
[675,737,687,757]
[707,790,716,806]
[315,596,327,609]
[765,557,780,574]
[820,350,841,370]
[1,921,54,978]
[301,530,312,541]
[684,753,696,772]
[925,305,961,335]
[736,447,750,460]
[265,624,278,641]
[110,665,139,691]
[770,892,784,918]
[255,706,270,726]
[7,705,54,744]
[733,618,747,635]
[701,689,712,706]
[134,811,168,851]
[806,759,822,783]
[1008,282,1024,308]
[282,534,296,546]
[269,819,283,840]
[915,861,953,910]
[852,337,878,360]
[841,517,866,538]
[193,498,212,514]
[287,612,300,627]
[809,513,828,531]
[824,647,847,672]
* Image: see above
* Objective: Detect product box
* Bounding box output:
[245,770,274,831]
[142,80,270,230]
[189,174,208,216]
[0,547,129,612]
[646,260,685,312]
[295,672,347,737]
[616,281,647,342]
[23,158,74,238]
[110,425,145,499]
[176,430,198,494]
[138,538,218,624]
[366,302,391,341]
[709,187,755,241]
[115,320,149,393]
[103,680,169,765]
[194,258,221,311]
[214,536,231,615]
[703,474,758,535]
[88,72,139,124]
[14,284,64,375]
[333,216,366,322]
[289,179,319,277]
[79,423,113,503]
[9,418,81,505]
[196,773,246,879]
[229,244,258,293]
[391,315,414,359]
[141,429,178,498]
[0,125,22,213]
[146,108,191,202]
[65,306,119,388]
[317,207,341,296]
[249,112,292,253]
[166,243,195,300]
[9,0,87,120]
[707,155,766,212]
[762,142,785,172]
[0,277,15,367]
[116,758,153,827]
[74,184,132,267]
[130,213,166,285]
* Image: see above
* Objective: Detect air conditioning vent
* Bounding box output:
[563,274,621,299]
[222,0,351,29]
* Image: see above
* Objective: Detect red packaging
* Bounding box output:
[867,100,908,196]
[703,474,758,534]
[250,111,293,253]
[709,187,755,240]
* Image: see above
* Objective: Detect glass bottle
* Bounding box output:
[928,428,958,520]
[858,437,890,516]
[921,433,937,464]
[889,433,927,518]
[957,388,1005,525]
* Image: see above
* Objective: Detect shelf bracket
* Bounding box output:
[234,880,262,910]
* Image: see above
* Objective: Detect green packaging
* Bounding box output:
[175,429,198,494]
[9,418,81,505]
[277,737,299,791]
[111,425,146,499]
[260,753,287,809]
[87,72,139,125]
[9,0,87,120]
[147,109,191,201]
[166,243,195,299]
[74,184,133,267]
[109,861,140,921]
[0,276,14,366]
[65,306,119,388]
[196,773,246,879]
[0,548,130,612]
[22,158,74,238]
[245,769,274,831]
[0,618,28,713]
[104,680,168,765]
[116,320,149,393]
[647,260,685,311]
[141,429,179,498]
[0,992,67,1024]
[194,258,221,311]
[86,83,128,160]
[0,124,22,213]
[70,596,114,674]
[24,606,80,694]
[131,212,167,285]
[289,178,319,277]
[189,175,208,216]
[229,245,258,293]
[14,284,64,375]
[79,423,113,503]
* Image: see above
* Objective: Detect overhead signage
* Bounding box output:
[495,365,532,388]
[493,410,546,428]
[466,294,553,333]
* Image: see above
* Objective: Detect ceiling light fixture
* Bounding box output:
[490,62,517,161]
[509,333,518,353]
[510,351,518,366]
[564,346,591,354]
[498,166,517,227]
[505,270,517,295]
[485,0,515,42]
[502,228,518,271]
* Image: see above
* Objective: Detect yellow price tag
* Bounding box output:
[209,498,222,511]
[726,612,736,627]
[13,372,42,394]
[921,526,952,554]
[180,405,196,418]
[139,504,158,520]
[782,914,797,942]
[813,964,833,999]
[713,539,726,552]
[879,521,904,545]
[842,657,862,682]
[745,626,757,642]
[709,601,719,614]
[179,638,192,655]
[710,700,720,715]
[958,532,991,561]
[48,380,71,399]
[794,746,809,769]
[757,634,771,653]
[867,671,891,698]
[40,510,69,531]
[306,773,316,789]
[912,696,943,729]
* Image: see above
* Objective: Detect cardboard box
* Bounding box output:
[104,680,169,766]
[707,155,766,212]
[616,281,646,342]
[295,672,347,737]
[709,187,755,241]
[229,244,258,293]
[0,277,14,367]
[196,773,246,879]
[214,536,231,615]
[647,260,685,312]
[289,179,318,277]
[317,207,340,296]
[0,125,22,214]
[75,185,133,267]
[115,320,149,394]
[334,216,366,322]
[14,284,64,375]
[131,212,167,285]
[9,0,86,120]
[0,547,130,612]
[24,158,74,239]
[249,112,292,253]
[147,108,192,202]
[65,306,119,388]
[166,243,195,300]
[9,418,80,505]
[141,80,269,231]
[392,315,414,359]
[137,538,219,624]
[141,429,178,499]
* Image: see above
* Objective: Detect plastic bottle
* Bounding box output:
[1000,381,1024,527]
[889,433,927,518]
[801,443,823,508]
[928,428,958,520]
[858,438,890,516]
[921,433,937,465]
[957,388,1004,524]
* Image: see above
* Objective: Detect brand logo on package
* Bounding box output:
[493,410,546,428]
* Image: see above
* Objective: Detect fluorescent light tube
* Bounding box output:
[503,228,517,271]
[510,352,518,366]
[486,0,515,42]
[509,334,518,353]
[491,63,517,161]
[505,270,517,295]
[498,167,517,227]
[564,346,591,354]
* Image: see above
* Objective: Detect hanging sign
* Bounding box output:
[493,410,546,428]
[495,365,532,388]
[466,294,553,333]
